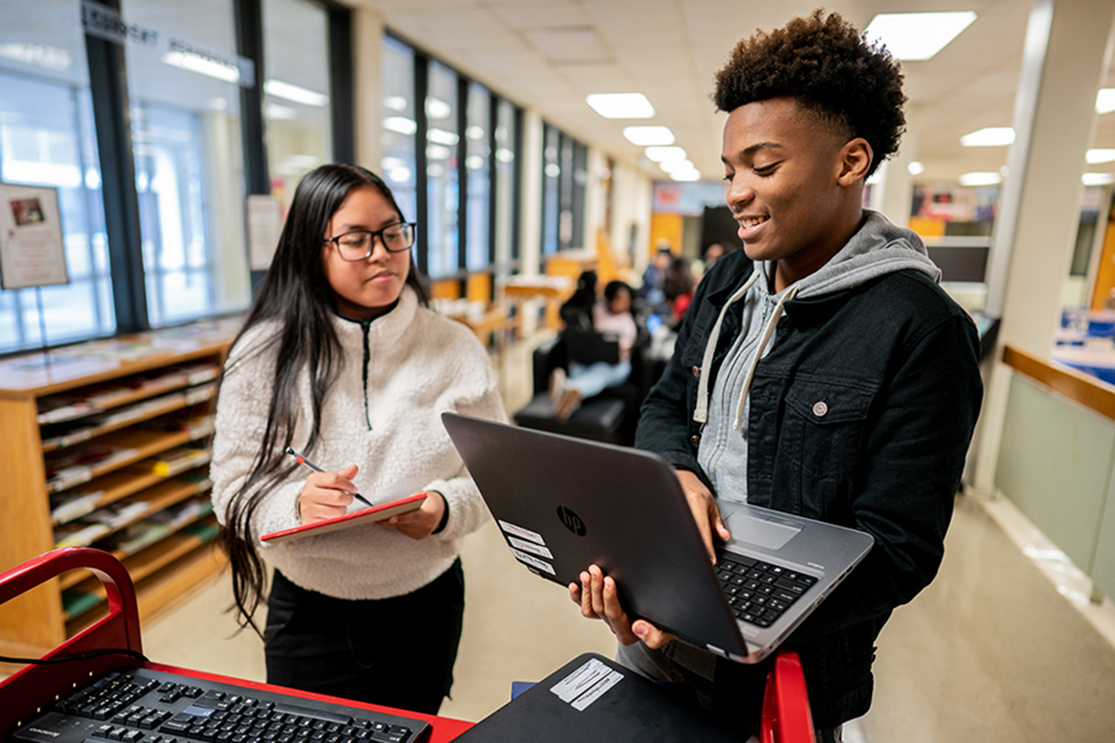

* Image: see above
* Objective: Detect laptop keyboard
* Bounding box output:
[11,668,426,743]
[716,555,818,628]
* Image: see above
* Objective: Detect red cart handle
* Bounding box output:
[0,548,143,730]
[761,650,816,743]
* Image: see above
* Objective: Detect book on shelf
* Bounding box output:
[136,412,216,440]
[50,489,107,525]
[53,521,112,549]
[145,447,212,477]
[103,497,215,555]
[45,445,139,493]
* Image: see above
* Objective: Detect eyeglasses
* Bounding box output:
[325,222,416,261]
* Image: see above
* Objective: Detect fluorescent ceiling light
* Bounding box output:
[908,161,925,175]
[1087,149,1115,164]
[162,51,239,83]
[623,126,674,146]
[960,127,1015,147]
[545,163,561,178]
[660,159,695,173]
[384,95,408,112]
[959,171,1002,186]
[864,12,976,61]
[1083,173,1115,186]
[496,148,515,163]
[645,146,687,162]
[466,125,486,141]
[387,166,412,184]
[0,42,72,71]
[383,117,417,136]
[426,144,451,161]
[265,79,328,107]
[426,98,451,119]
[671,170,702,182]
[265,104,296,120]
[427,128,459,146]
[586,93,655,119]
[1097,89,1115,114]
[466,155,485,170]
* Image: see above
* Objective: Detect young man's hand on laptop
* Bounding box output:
[675,469,731,563]
[569,564,675,649]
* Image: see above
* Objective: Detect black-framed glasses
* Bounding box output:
[325,222,416,260]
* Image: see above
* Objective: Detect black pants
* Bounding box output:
[263,561,465,715]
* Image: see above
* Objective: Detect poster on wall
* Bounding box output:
[0,182,69,290]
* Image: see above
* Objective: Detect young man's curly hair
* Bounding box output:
[713,9,906,177]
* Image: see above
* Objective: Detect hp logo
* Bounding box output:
[556,506,586,536]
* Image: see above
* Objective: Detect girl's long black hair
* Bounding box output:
[218,163,429,634]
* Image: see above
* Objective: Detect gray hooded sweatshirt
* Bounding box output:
[696,210,942,504]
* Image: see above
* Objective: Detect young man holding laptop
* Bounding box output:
[571,10,983,739]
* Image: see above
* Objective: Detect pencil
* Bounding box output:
[285,446,373,507]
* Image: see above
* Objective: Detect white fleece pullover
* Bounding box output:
[210,286,507,600]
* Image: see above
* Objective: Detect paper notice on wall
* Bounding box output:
[248,194,283,270]
[0,182,68,290]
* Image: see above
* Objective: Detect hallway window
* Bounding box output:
[381,35,416,224]
[426,60,459,279]
[465,82,491,271]
[0,0,115,354]
[263,0,332,216]
[494,99,519,267]
[123,0,251,327]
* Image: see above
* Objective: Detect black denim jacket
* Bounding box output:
[635,250,983,727]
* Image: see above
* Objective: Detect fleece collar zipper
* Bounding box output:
[360,319,372,431]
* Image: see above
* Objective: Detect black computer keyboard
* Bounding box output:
[9,667,429,743]
[716,554,817,628]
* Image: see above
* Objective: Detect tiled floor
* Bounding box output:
[56,335,1115,740]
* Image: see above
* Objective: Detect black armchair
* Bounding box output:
[511,330,657,445]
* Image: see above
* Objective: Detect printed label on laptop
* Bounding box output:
[550,658,625,711]
[508,536,553,559]
[510,547,555,575]
[498,519,546,545]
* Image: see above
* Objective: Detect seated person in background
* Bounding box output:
[560,269,598,332]
[551,280,638,420]
[662,255,696,326]
[639,245,674,310]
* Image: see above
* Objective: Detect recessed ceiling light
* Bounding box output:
[1097,89,1115,114]
[959,171,1003,186]
[586,93,655,119]
[864,12,977,61]
[960,127,1015,147]
[1083,173,1115,186]
[623,126,674,146]
[265,79,328,107]
[1087,149,1115,164]
[645,146,687,162]
[908,161,925,175]
[670,170,702,182]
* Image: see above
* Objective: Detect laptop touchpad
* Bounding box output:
[726,513,801,550]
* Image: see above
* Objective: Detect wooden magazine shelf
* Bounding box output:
[0,318,240,657]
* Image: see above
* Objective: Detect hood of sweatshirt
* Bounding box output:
[694,210,941,428]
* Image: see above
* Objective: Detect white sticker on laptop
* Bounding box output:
[550,658,625,711]
[510,548,555,575]
[498,519,546,545]
[508,536,553,559]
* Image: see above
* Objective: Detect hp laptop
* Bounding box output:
[442,413,874,664]
[450,653,738,742]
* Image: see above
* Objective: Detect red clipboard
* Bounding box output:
[260,492,428,544]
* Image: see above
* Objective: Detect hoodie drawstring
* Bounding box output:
[693,273,800,430]
[694,271,760,424]
[732,283,799,429]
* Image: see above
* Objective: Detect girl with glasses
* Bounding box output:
[210,163,505,714]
